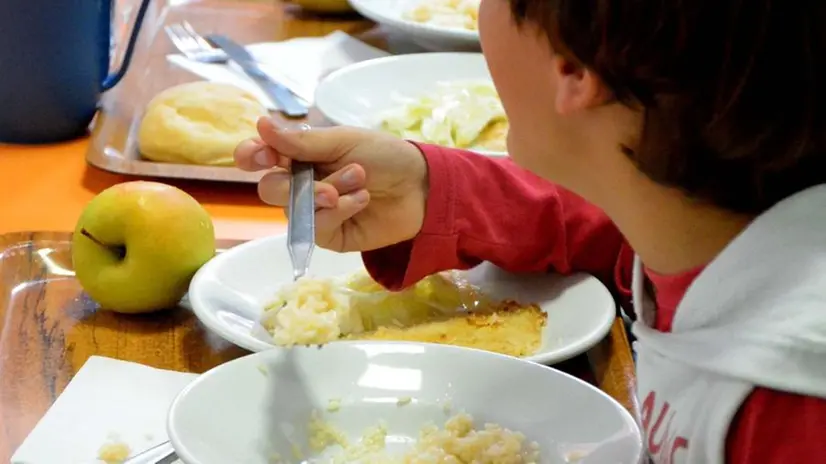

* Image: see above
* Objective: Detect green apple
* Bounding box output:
[72,181,216,313]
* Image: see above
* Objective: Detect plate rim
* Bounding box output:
[188,234,617,364]
[167,340,644,464]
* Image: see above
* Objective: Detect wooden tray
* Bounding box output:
[0,231,638,461]
[86,0,376,183]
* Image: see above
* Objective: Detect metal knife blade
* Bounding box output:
[207,34,309,118]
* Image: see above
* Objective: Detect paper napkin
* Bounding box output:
[11,356,197,464]
[167,30,389,110]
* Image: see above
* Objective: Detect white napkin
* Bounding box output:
[167,31,389,110]
[11,356,197,464]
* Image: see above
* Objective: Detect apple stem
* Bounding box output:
[80,228,127,260]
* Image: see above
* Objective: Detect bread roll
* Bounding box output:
[138,82,269,166]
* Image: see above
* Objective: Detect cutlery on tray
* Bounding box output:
[164,21,227,64]
[164,22,308,117]
[207,34,309,118]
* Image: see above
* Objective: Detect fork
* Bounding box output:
[285,121,316,283]
[164,21,227,63]
[122,152,314,462]
[117,127,313,464]
[288,157,316,283]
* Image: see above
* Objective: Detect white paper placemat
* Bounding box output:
[11,356,197,464]
[167,31,389,110]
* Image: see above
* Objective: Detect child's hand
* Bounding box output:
[234,117,428,252]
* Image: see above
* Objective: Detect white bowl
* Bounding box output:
[168,342,643,463]
[315,52,508,158]
[186,234,616,365]
[349,0,480,51]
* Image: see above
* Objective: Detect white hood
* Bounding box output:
[634,184,826,398]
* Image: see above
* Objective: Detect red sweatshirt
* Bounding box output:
[361,143,826,463]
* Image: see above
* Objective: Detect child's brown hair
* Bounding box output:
[509,0,826,214]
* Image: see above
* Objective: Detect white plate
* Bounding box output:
[168,342,643,464]
[315,52,508,158]
[187,234,616,365]
[349,0,480,51]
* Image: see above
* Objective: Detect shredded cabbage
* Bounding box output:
[378,80,508,152]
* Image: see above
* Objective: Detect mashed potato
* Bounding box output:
[299,410,540,464]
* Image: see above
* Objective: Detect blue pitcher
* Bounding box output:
[0,0,152,144]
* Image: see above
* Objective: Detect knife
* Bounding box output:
[207,34,309,118]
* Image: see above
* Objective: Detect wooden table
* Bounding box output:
[0,1,638,460]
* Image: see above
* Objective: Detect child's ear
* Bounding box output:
[553,55,611,114]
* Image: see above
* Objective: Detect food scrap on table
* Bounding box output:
[97,441,131,464]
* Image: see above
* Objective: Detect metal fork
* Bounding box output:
[288,162,316,282]
[116,129,314,464]
[287,125,316,282]
[164,21,227,63]
[119,168,315,464]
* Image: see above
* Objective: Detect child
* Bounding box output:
[235,0,826,462]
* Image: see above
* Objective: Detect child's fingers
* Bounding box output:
[318,163,367,195]
[258,170,338,209]
[234,138,290,172]
[257,164,367,208]
[315,189,371,249]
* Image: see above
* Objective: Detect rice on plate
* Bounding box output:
[286,407,540,463]
[260,270,548,358]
